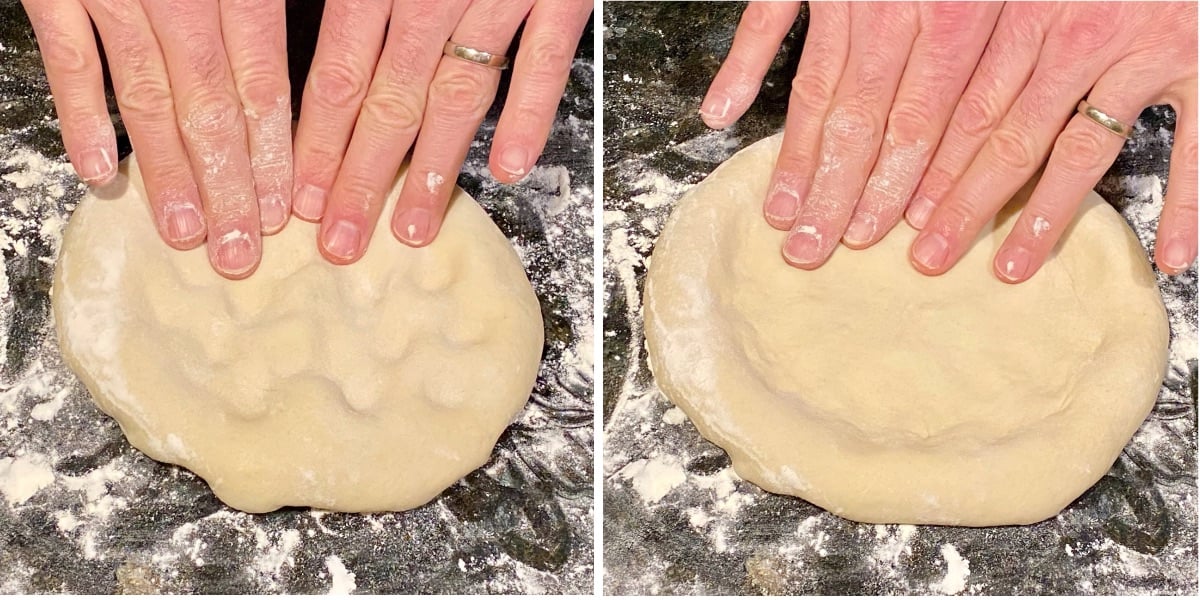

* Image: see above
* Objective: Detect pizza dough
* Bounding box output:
[52,156,544,513]
[644,134,1169,526]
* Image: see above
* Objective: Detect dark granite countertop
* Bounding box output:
[0,0,594,593]
[602,2,1197,595]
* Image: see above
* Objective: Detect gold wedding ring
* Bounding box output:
[442,41,510,69]
[1076,100,1133,138]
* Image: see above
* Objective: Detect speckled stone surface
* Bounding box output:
[0,1,594,593]
[603,2,1197,595]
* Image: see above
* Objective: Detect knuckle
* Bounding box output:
[116,75,174,120]
[360,89,424,135]
[952,91,1003,138]
[431,67,492,118]
[334,178,378,214]
[1167,181,1198,213]
[179,95,243,141]
[917,164,956,201]
[983,127,1039,173]
[1052,124,1112,175]
[520,34,574,87]
[1059,11,1118,55]
[236,71,288,117]
[774,150,814,180]
[740,3,782,36]
[308,61,368,107]
[41,38,96,76]
[295,148,341,185]
[788,72,834,115]
[886,102,933,147]
[823,102,879,150]
[937,197,981,232]
[1173,134,1199,174]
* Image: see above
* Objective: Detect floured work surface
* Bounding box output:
[603,3,1196,594]
[0,7,595,593]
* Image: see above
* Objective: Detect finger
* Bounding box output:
[22,0,118,185]
[762,1,850,230]
[905,5,1046,230]
[316,0,466,264]
[388,0,531,248]
[782,3,918,269]
[141,0,260,279]
[1157,91,1198,274]
[700,1,801,129]
[220,0,293,234]
[910,13,1121,276]
[844,2,1001,249]
[290,0,391,222]
[994,81,1147,282]
[80,0,206,249]
[488,0,591,183]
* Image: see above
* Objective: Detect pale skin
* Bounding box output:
[23,0,592,277]
[704,1,1198,283]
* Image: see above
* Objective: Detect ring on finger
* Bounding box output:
[442,41,509,69]
[1076,100,1133,138]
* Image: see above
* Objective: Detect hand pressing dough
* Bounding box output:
[645,134,1169,526]
[53,156,544,513]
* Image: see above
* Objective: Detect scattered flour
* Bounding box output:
[324,555,356,595]
[616,454,686,504]
[0,453,55,505]
[933,544,971,595]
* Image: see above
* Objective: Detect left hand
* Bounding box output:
[291,0,592,265]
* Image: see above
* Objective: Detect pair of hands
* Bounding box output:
[706,2,1197,282]
[24,0,591,279]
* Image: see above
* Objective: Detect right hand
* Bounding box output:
[21,0,292,279]
[700,2,1002,268]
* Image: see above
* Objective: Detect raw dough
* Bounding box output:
[53,156,544,513]
[644,134,1169,526]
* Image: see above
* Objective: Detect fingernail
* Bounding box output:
[1163,239,1193,271]
[906,196,936,229]
[699,94,731,126]
[911,232,950,270]
[499,145,530,178]
[764,185,799,228]
[394,207,432,246]
[260,194,288,234]
[164,203,204,242]
[77,147,115,184]
[323,219,361,261]
[996,245,1033,282]
[844,213,877,246]
[782,225,823,267]
[293,184,327,221]
[216,230,256,275]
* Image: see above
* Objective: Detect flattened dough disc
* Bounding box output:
[645,134,1168,526]
[53,156,544,513]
